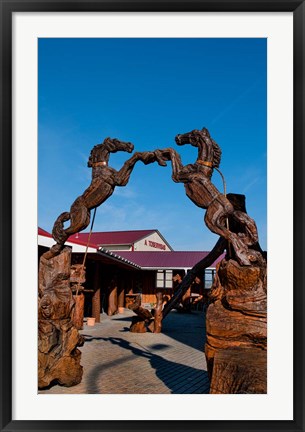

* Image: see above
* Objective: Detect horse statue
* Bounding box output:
[157,128,259,266]
[49,137,166,257]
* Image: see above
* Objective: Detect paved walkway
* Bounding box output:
[39,309,210,394]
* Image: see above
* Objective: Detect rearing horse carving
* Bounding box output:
[49,137,165,257]
[157,128,259,266]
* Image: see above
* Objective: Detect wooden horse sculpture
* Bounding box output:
[50,137,165,257]
[157,128,259,266]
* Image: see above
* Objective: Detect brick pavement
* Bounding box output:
[39,309,210,394]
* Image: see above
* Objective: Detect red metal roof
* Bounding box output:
[115,251,224,269]
[38,227,52,238]
[38,228,140,269]
[38,228,223,269]
[38,227,97,249]
[71,229,157,246]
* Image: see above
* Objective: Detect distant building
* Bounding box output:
[69,229,173,252]
[38,227,97,254]
[38,228,223,320]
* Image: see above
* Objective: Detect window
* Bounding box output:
[156,270,173,289]
[204,269,215,289]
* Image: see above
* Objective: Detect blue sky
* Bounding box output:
[38,38,267,251]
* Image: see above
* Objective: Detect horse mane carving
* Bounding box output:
[195,128,222,168]
[210,138,222,168]
[87,137,126,167]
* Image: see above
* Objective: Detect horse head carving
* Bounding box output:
[175,127,222,169]
[88,137,134,168]
[158,128,261,266]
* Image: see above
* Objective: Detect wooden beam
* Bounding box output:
[92,264,101,322]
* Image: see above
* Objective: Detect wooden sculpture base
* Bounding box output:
[205,254,267,394]
[128,291,163,333]
[38,247,84,388]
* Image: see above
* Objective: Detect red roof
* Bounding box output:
[38,227,222,269]
[114,251,224,269]
[38,227,52,238]
[38,227,97,249]
[71,230,157,246]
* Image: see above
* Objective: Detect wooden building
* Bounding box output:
[38,228,222,322]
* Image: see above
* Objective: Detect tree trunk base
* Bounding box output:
[209,347,267,394]
[38,247,84,389]
[205,255,267,394]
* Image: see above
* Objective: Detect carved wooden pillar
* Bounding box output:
[205,255,267,393]
[108,276,118,316]
[92,263,101,323]
[117,276,125,312]
[72,292,85,329]
[153,291,163,333]
[38,247,84,388]
[70,263,86,330]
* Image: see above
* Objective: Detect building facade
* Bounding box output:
[38,228,222,321]
[70,229,173,252]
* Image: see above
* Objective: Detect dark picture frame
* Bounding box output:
[1,1,304,431]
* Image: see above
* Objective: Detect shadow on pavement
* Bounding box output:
[105,309,207,353]
[86,337,210,394]
[159,310,207,353]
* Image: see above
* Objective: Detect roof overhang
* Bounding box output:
[97,248,141,270]
[38,234,97,253]
[140,266,217,271]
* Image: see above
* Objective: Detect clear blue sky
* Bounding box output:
[38,38,267,251]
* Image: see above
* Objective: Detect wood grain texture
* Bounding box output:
[210,348,267,394]
[72,293,85,330]
[205,257,267,394]
[107,278,118,316]
[128,294,153,332]
[38,248,84,388]
[153,291,163,333]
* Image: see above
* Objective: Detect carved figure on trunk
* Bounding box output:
[50,137,166,256]
[38,247,84,388]
[157,128,258,266]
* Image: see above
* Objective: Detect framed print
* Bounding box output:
[1,1,304,431]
